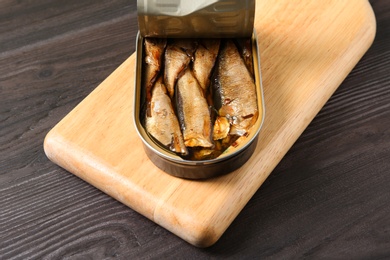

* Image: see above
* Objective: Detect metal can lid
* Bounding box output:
[137,0,255,38]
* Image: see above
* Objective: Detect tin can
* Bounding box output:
[137,0,255,38]
[133,0,264,179]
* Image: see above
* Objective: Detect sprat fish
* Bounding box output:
[164,39,197,98]
[143,38,166,106]
[145,77,188,155]
[193,39,220,92]
[176,69,213,148]
[212,40,258,136]
[235,38,254,76]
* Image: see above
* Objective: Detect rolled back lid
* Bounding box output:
[137,0,255,38]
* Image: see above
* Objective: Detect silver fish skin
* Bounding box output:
[213,40,258,136]
[193,39,220,92]
[146,77,188,155]
[164,39,197,98]
[235,38,254,77]
[144,38,167,104]
[176,69,213,148]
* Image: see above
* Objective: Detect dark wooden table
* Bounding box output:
[1,1,389,258]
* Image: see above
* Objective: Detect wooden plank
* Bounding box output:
[44,0,376,247]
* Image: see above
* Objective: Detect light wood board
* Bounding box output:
[44,0,376,247]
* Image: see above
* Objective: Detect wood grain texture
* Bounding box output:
[1,0,390,258]
[43,0,376,248]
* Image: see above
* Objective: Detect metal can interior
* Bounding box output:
[133,32,265,179]
[137,0,255,38]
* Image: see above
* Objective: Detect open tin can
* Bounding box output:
[133,0,265,179]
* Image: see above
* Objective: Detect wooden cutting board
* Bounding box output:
[44,0,376,247]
